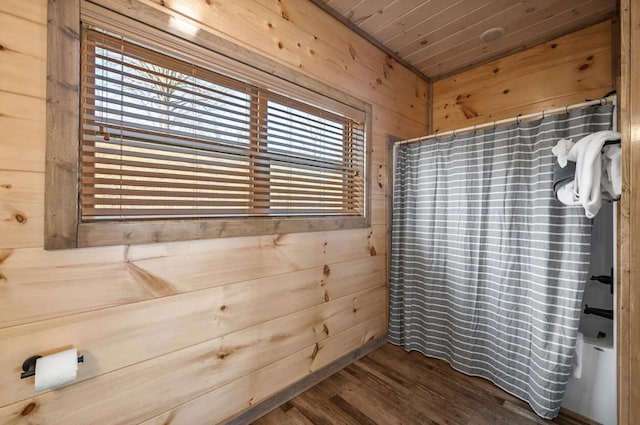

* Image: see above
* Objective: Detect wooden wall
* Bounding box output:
[432,21,614,133]
[617,0,639,423]
[0,0,428,424]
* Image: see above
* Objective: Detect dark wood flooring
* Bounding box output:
[252,343,598,425]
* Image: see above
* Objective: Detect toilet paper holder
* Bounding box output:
[20,354,84,379]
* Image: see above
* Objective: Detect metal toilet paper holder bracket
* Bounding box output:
[20,354,84,379]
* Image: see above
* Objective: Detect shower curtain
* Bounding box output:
[389,105,614,419]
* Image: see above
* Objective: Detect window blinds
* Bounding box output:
[80,28,366,221]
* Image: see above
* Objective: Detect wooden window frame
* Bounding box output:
[45,0,372,249]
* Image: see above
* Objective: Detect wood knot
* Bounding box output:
[0,184,11,189]
[369,246,377,256]
[219,305,227,311]
[324,292,330,302]
[493,68,499,74]
[217,352,230,360]
[0,45,4,51]
[579,63,589,71]
[277,41,284,49]
[323,323,330,336]
[550,43,558,49]
[0,250,13,265]
[376,78,383,84]
[272,234,285,247]
[502,89,509,94]
[14,213,26,224]
[323,265,330,276]
[311,343,319,360]
[21,402,37,416]
[267,22,273,29]
[587,55,594,61]
[526,7,536,13]
[348,43,357,60]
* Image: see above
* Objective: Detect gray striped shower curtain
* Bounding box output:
[388,105,614,419]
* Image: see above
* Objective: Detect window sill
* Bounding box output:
[74,216,369,248]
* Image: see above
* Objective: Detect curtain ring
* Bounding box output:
[473,125,477,134]
[541,109,546,119]
[516,114,522,126]
[565,104,570,114]
[452,129,457,137]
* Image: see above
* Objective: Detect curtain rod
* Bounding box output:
[395,95,617,146]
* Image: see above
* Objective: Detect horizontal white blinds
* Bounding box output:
[80,28,366,221]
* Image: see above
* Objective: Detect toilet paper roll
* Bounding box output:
[34,348,78,392]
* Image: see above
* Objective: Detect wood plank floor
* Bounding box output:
[252,343,598,425]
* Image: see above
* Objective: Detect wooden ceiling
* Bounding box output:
[314,0,617,80]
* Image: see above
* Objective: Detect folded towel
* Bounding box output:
[602,144,621,198]
[568,131,620,218]
[552,131,621,217]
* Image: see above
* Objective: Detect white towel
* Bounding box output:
[571,131,621,217]
[556,180,580,206]
[602,144,621,198]
[552,138,575,168]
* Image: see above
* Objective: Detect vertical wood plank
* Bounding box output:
[45,0,80,249]
[617,0,639,423]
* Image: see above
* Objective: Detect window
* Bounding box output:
[45,1,370,249]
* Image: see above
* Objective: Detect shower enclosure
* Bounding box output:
[562,202,617,425]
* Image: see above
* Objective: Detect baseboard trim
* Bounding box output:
[223,335,387,425]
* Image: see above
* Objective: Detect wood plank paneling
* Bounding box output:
[0,225,386,328]
[432,21,614,133]
[0,171,44,249]
[0,296,386,424]
[417,0,614,77]
[0,84,46,175]
[318,0,615,79]
[0,0,427,424]
[139,315,387,425]
[617,0,639,423]
[0,260,386,407]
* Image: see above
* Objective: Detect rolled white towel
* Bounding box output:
[565,131,621,218]
[602,144,621,198]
